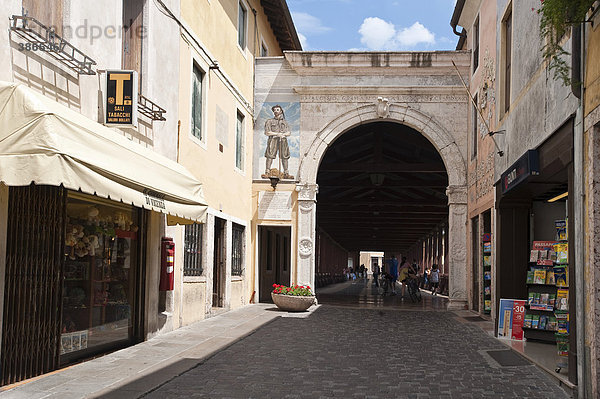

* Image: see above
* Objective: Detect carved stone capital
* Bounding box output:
[446,185,467,205]
[296,182,319,202]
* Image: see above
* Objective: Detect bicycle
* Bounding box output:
[405,276,422,302]
[380,272,395,296]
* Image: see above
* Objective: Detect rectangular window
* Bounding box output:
[184,223,203,276]
[122,0,144,81]
[472,93,478,158]
[191,64,203,141]
[236,111,244,169]
[504,11,512,113]
[473,16,479,72]
[238,2,247,48]
[232,224,244,276]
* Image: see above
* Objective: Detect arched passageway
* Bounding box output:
[314,121,452,299]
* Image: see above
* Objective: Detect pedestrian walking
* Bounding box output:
[430,264,440,295]
[388,255,399,294]
[372,264,380,287]
[422,266,429,289]
[398,256,412,298]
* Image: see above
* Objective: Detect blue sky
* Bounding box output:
[287,0,459,52]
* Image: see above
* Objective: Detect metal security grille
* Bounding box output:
[184,223,203,276]
[2,185,65,385]
[232,224,244,276]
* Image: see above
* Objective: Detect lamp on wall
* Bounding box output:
[269,175,279,190]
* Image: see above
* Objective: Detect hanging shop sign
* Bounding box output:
[498,298,527,341]
[104,70,138,126]
[500,150,540,195]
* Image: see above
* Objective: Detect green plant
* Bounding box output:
[538,0,594,86]
[272,284,313,296]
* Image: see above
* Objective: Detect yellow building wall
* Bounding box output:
[175,0,285,322]
[180,0,283,102]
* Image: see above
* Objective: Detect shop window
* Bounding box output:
[184,223,203,276]
[22,0,63,36]
[191,63,204,141]
[473,16,479,73]
[236,111,244,170]
[238,1,247,49]
[61,193,140,364]
[232,224,244,276]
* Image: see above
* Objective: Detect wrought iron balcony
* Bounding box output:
[10,15,96,75]
[138,94,166,121]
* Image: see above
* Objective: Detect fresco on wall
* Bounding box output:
[254,102,300,181]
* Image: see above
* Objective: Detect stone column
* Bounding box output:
[296,182,318,288]
[446,185,468,310]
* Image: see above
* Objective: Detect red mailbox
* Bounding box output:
[160,237,175,291]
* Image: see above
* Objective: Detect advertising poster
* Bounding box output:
[497,298,527,340]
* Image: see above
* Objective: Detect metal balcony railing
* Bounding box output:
[9,15,96,75]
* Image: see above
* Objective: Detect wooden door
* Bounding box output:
[212,218,225,307]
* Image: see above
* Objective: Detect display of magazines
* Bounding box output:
[482,236,492,313]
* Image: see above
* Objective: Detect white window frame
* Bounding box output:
[235,109,245,172]
[260,37,269,57]
[189,55,208,150]
[237,0,248,51]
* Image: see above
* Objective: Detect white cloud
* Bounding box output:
[358,17,437,50]
[397,22,435,47]
[359,17,396,50]
[291,12,332,35]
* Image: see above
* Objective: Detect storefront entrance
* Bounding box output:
[1,186,145,385]
[258,226,291,302]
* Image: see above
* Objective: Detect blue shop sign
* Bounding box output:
[501,150,540,194]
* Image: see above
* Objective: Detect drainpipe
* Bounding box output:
[572,22,586,399]
[450,0,467,50]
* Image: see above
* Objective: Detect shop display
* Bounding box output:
[482,235,492,313]
[523,218,572,376]
[61,194,138,362]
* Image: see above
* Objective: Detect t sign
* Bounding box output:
[104,70,138,126]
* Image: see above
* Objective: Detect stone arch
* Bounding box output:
[295,103,468,309]
[298,103,466,188]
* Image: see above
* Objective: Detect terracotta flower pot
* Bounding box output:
[271,292,316,312]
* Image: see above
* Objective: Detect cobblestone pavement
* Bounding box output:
[144,295,570,398]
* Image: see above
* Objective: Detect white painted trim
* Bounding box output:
[236,0,250,58]
[234,108,246,174]
[189,56,208,150]
[205,207,248,228]
[259,36,269,57]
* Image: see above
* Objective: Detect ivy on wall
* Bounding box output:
[538,0,595,85]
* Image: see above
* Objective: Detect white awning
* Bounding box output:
[0,81,207,223]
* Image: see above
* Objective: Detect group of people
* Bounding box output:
[343,264,368,281]
[372,256,441,296]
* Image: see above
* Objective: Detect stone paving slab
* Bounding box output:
[144,306,571,399]
[0,304,285,399]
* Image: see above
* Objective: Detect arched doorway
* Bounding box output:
[295,104,467,309]
[316,120,448,265]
